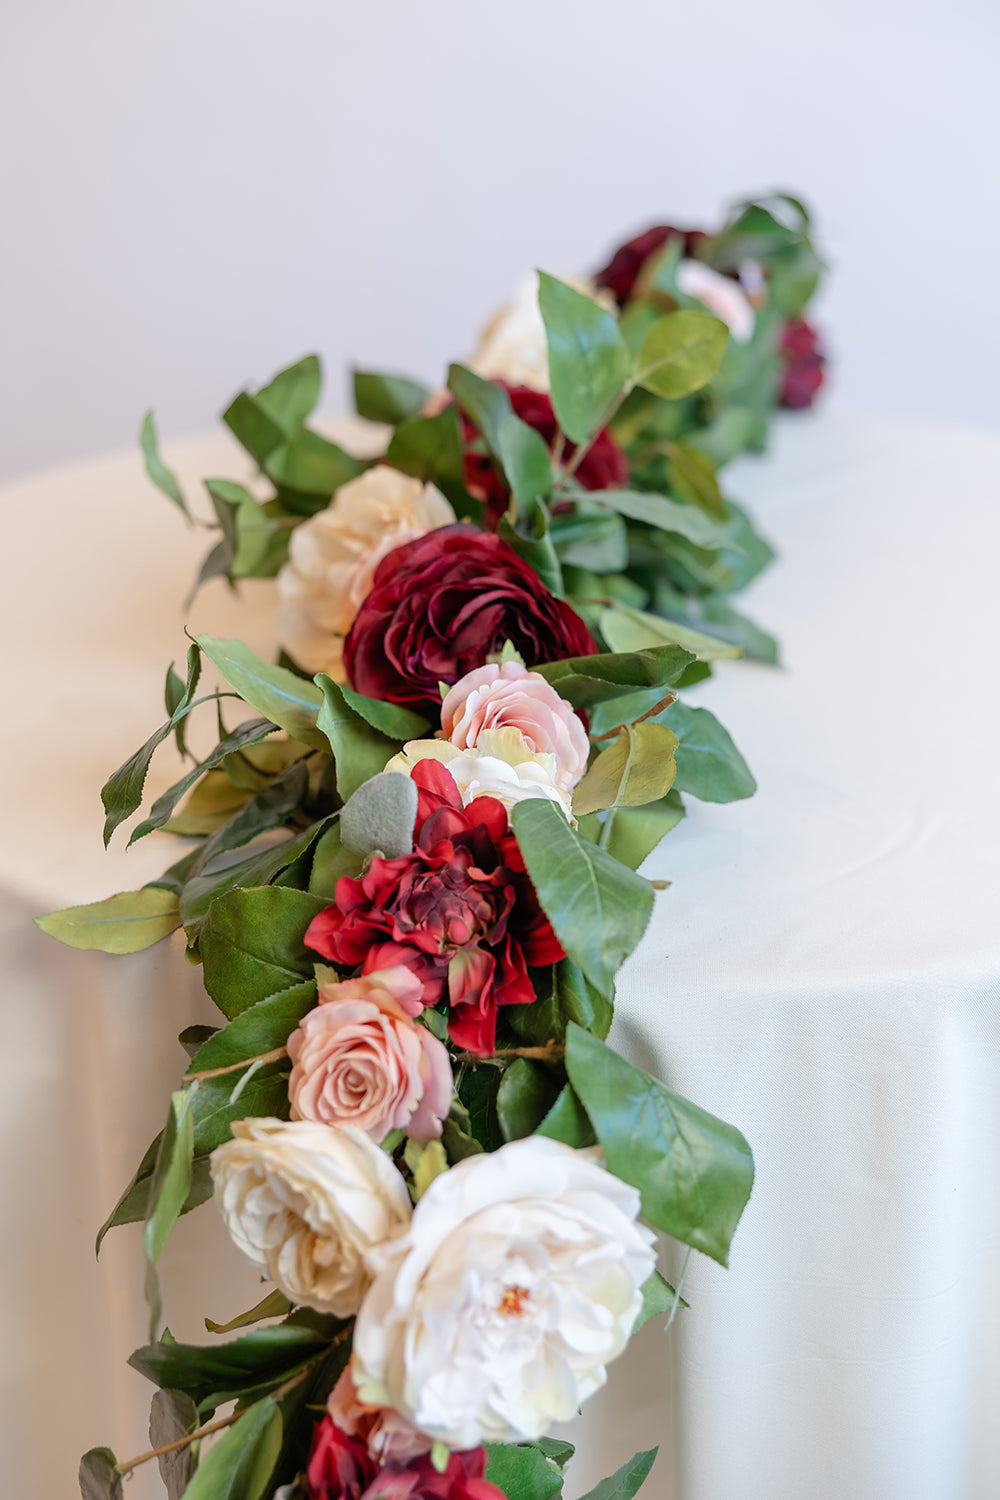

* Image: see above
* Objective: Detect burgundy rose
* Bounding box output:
[779,316,827,410]
[461,383,628,530]
[342,523,597,715]
[306,760,563,1055]
[307,1416,379,1500]
[594,224,710,306]
[360,1447,505,1500]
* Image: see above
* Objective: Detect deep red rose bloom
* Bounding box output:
[342,523,597,715]
[360,1447,505,1500]
[307,1416,379,1500]
[594,224,710,306]
[305,761,563,1054]
[778,316,827,410]
[461,383,628,530]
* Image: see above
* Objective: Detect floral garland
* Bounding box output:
[42,194,824,1500]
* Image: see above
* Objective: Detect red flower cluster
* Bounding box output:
[460,383,628,530]
[307,1418,504,1500]
[594,224,709,305]
[779,317,826,410]
[343,523,597,716]
[306,760,564,1054]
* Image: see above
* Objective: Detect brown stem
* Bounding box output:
[185,1046,289,1082]
[452,1043,564,1064]
[590,692,676,740]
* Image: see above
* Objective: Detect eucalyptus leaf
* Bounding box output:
[498,499,564,596]
[140,411,188,519]
[353,369,430,425]
[447,363,513,456]
[635,310,728,399]
[199,886,330,1019]
[696,595,780,664]
[386,406,465,489]
[576,1447,658,1500]
[572,721,678,817]
[196,636,327,750]
[497,413,552,506]
[340,770,418,858]
[538,272,631,444]
[602,791,685,869]
[565,1024,754,1266]
[660,441,727,519]
[36,887,181,954]
[179,1397,282,1500]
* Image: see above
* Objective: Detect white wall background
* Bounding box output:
[1,0,998,482]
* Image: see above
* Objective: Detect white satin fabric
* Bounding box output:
[2,410,998,1498]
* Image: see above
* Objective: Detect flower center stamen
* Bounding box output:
[498,1284,531,1318]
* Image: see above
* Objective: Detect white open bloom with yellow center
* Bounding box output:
[351,1136,656,1450]
[468,273,615,393]
[675,260,756,343]
[385,727,573,818]
[210,1118,412,1317]
[275,468,454,679]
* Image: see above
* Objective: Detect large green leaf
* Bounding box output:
[565,1024,754,1266]
[140,411,188,518]
[572,722,678,817]
[635,310,728,400]
[186,981,316,1074]
[188,1068,292,1155]
[386,406,465,488]
[535,1083,597,1148]
[536,643,694,709]
[263,430,365,499]
[507,957,611,1046]
[497,413,552,507]
[339,683,429,741]
[127,717,278,847]
[588,488,730,550]
[496,1059,561,1143]
[511,801,654,998]
[308,821,364,897]
[576,1448,658,1500]
[129,1327,329,1409]
[661,702,756,803]
[314,675,399,801]
[196,636,327,750]
[199,886,329,1018]
[537,272,631,444]
[144,1090,195,1264]
[353,369,430,425]
[599,605,741,662]
[447,362,513,457]
[36,887,181,954]
[484,1442,565,1500]
[176,1397,282,1500]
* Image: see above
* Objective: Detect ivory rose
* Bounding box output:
[385,732,571,818]
[210,1118,411,1317]
[351,1136,656,1450]
[440,661,589,791]
[675,259,755,343]
[276,468,454,678]
[288,968,453,1142]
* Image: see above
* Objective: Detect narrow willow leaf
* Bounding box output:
[353,369,430,424]
[127,717,278,847]
[177,816,331,931]
[79,1447,123,1500]
[36,887,181,954]
[572,721,678,817]
[205,1289,292,1335]
[538,272,631,444]
[144,1090,195,1264]
[196,635,327,750]
[536,643,694,709]
[599,605,741,661]
[576,1447,658,1500]
[565,1024,754,1267]
[140,411,188,518]
[634,310,728,398]
[511,801,654,998]
[554,509,627,573]
[186,980,316,1074]
[314,674,398,801]
[149,1389,199,1500]
[179,1397,282,1500]
[661,701,756,803]
[199,886,329,1018]
[100,643,203,843]
[483,1441,565,1500]
[588,487,731,550]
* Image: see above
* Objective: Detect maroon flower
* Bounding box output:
[594,224,710,306]
[342,523,597,715]
[305,760,564,1055]
[779,317,827,410]
[360,1447,505,1500]
[307,1416,379,1500]
[461,383,628,530]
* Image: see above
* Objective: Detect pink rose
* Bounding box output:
[288,968,453,1142]
[327,1365,432,1465]
[440,661,590,792]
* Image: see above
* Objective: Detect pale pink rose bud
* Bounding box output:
[288,967,452,1142]
[440,661,590,791]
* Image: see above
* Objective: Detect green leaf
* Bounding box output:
[602,791,685,870]
[386,406,464,488]
[96,1142,213,1255]
[511,801,654,998]
[177,817,330,931]
[661,441,727,520]
[661,702,756,803]
[144,1090,195,1264]
[100,645,204,843]
[308,821,364,897]
[508,957,611,1046]
[554,510,627,574]
[340,771,418,858]
[186,761,310,871]
[339,683,429,740]
[128,717,279,847]
[497,413,552,507]
[180,1397,282,1500]
[205,1289,292,1336]
[537,272,631,444]
[204,479,286,578]
[263,430,365,499]
[149,1388,199,1500]
[535,1083,596,1148]
[254,354,322,433]
[353,369,430,424]
[196,636,328,750]
[599,605,741,661]
[222,392,286,467]
[458,1064,503,1152]
[129,1327,328,1409]
[447,363,513,456]
[186,981,316,1074]
[536,643,694,710]
[484,1441,565,1500]
[199,886,330,1019]
[685,407,761,467]
[696,595,779,665]
[498,499,564,596]
[565,1024,754,1266]
[36,887,181,954]
[79,1447,123,1500]
[140,412,188,519]
[572,722,677,817]
[634,1269,687,1332]
[189,1069,292,1156]
[576,1447,658,1500]
[314,674,398,801]
[589,488,730,550]
[635,310,728,399]
[496,1059,561,1142]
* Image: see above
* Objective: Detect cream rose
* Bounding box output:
[275,468,454,678]
[675,260,755,343]
[440,661,590,791]
[288,968,453,1143]
[468,273,615,392]
[385,731,572,818]
[352,1137,656,1449]
[210,1118,411,1317]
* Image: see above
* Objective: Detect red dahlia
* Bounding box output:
[305,760,564,1054]
[307,1416,378,1500]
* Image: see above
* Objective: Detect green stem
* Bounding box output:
[598,726,639,851]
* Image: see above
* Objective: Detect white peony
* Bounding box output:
[385,729,573,818]
[468,273,616,393]
[210,1118,412,1317]
[675,260,755,343]
[275,468,454,679]
[351,1136,656,1450]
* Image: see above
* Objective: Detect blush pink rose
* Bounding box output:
[440,661,590,792]
[327,1364,432,1465]
[288,968,453,1142]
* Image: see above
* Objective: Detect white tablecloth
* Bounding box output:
[2,409,998,1499]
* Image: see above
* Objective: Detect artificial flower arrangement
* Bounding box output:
[42,193,824,1500]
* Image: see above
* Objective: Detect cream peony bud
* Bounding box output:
[675,260,755,343]
[276,468,454,679]
[385,733,572,818]
[440,661,590,791]
[210,1118,412,1317]
[352,1136,656,1450]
